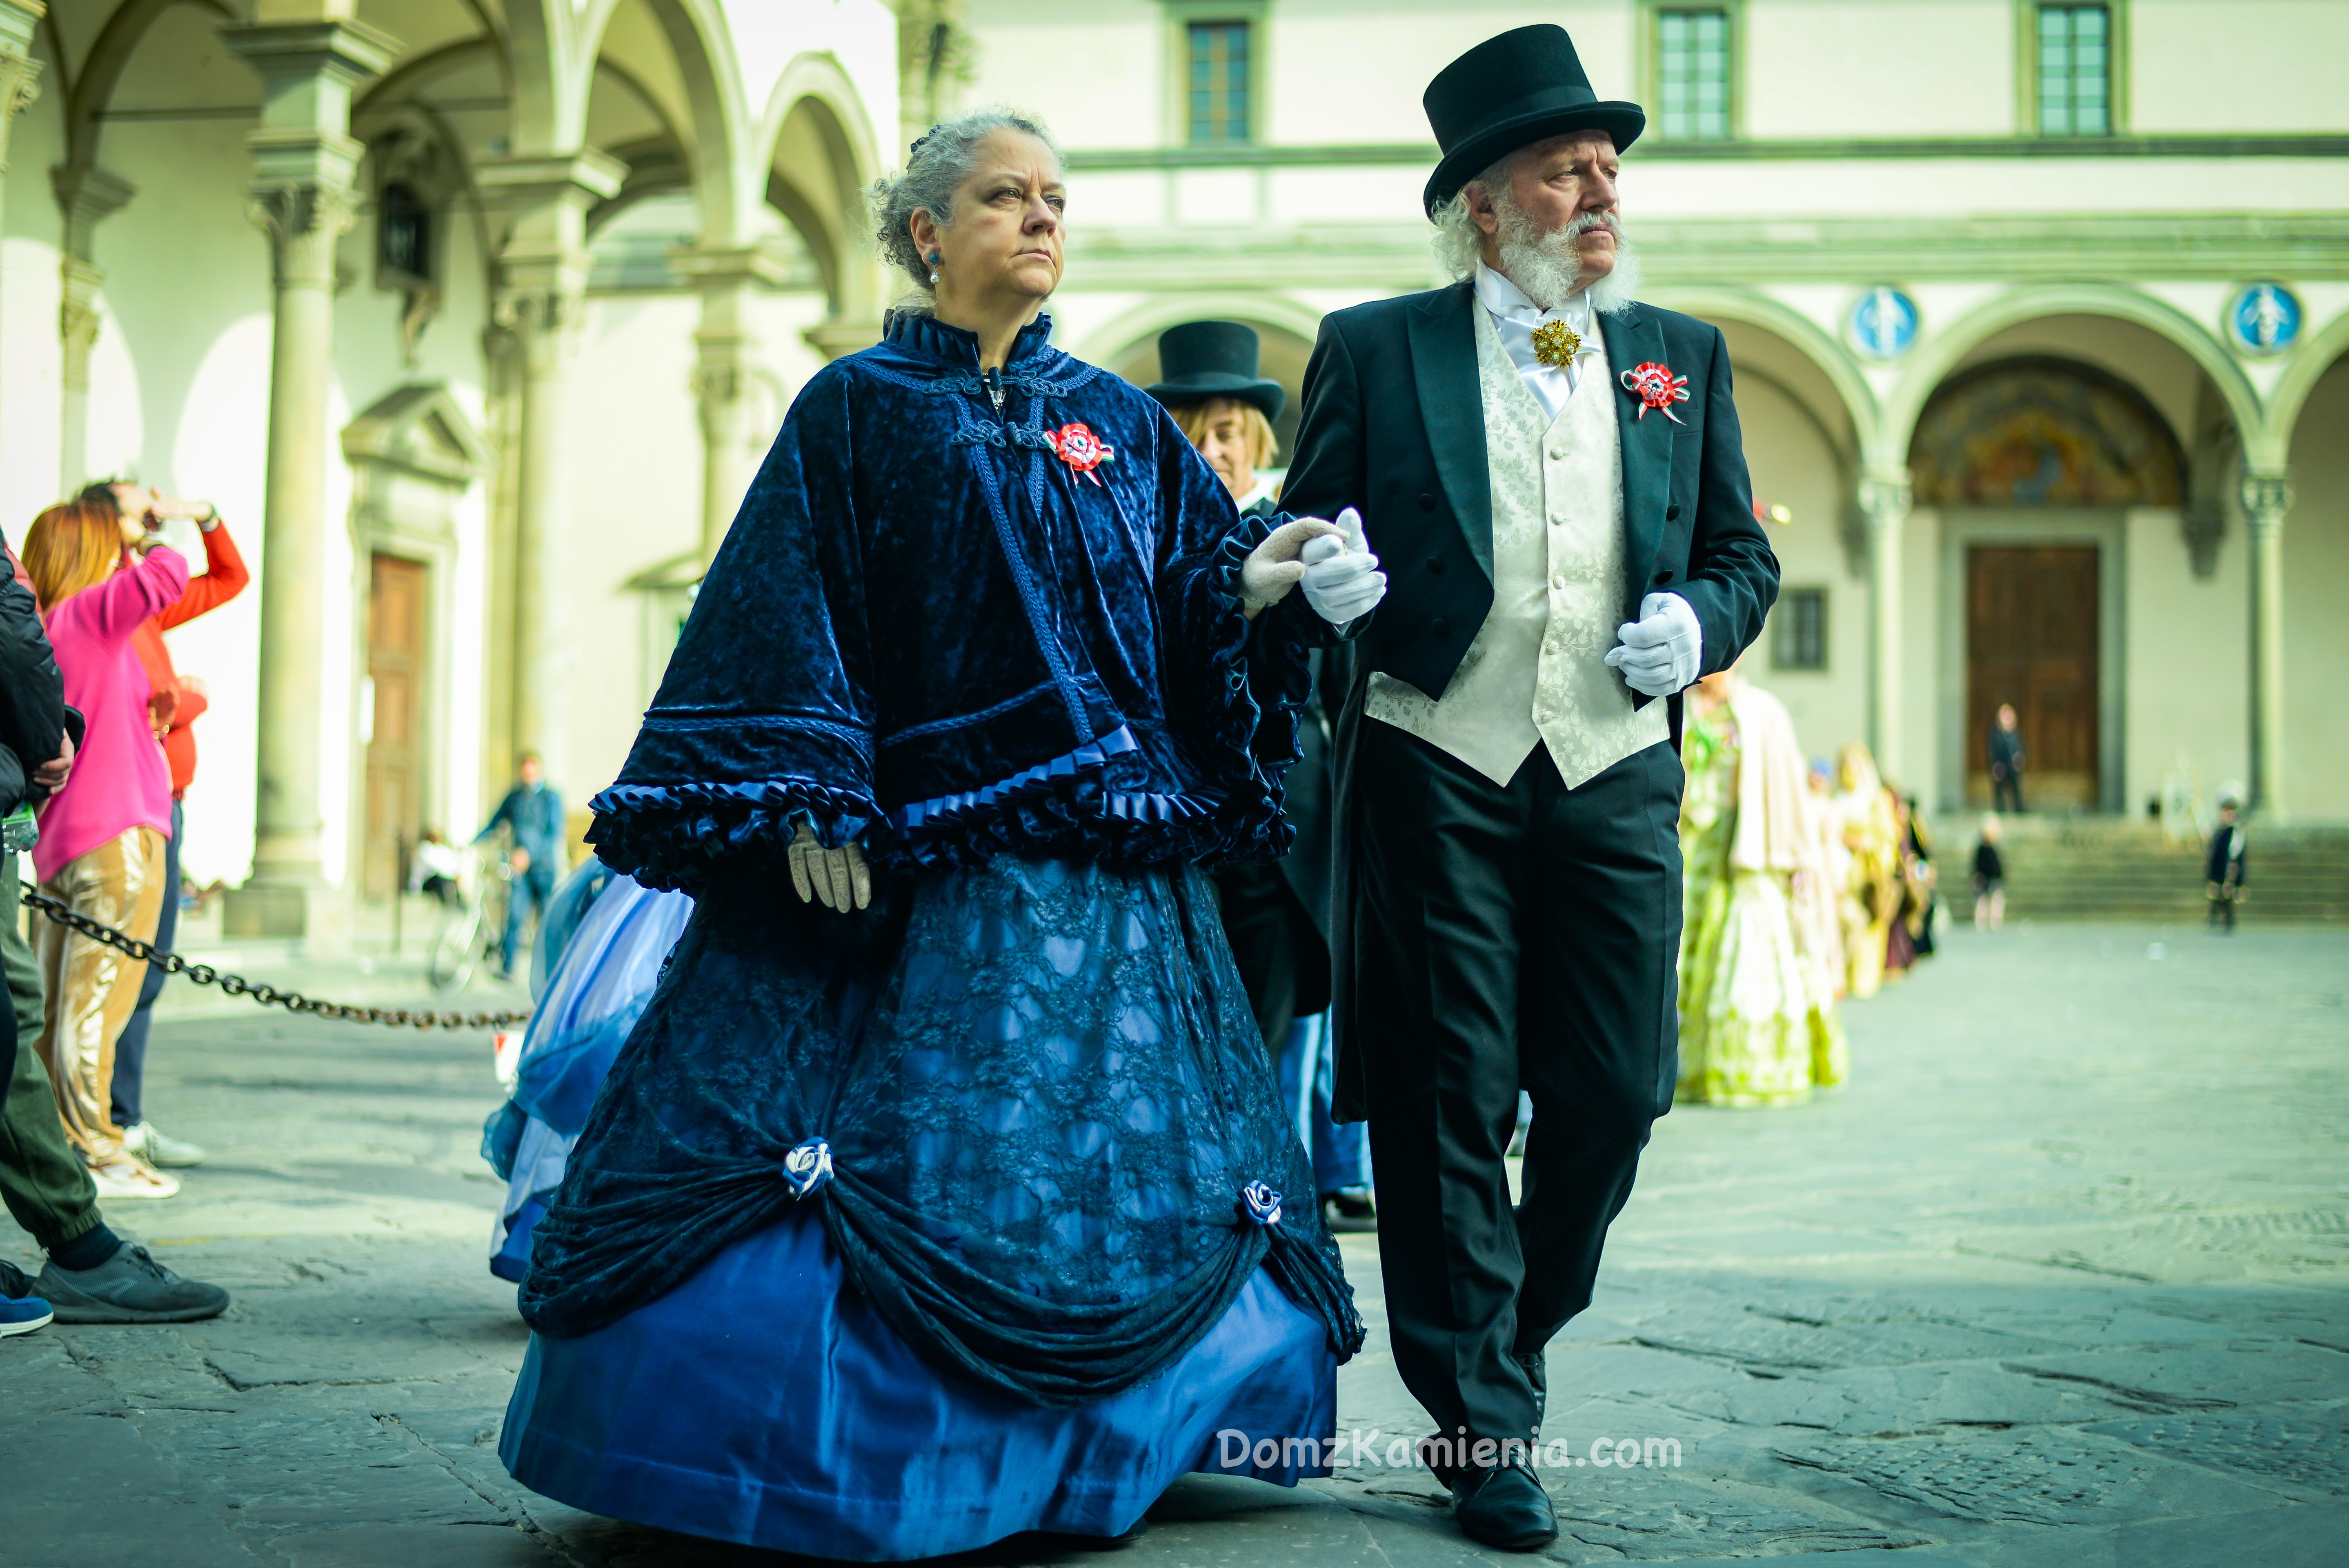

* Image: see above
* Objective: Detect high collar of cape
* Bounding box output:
[879,308,1068,383]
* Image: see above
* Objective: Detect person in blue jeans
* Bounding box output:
[477,752,564,979]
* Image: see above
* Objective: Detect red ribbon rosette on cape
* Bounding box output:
[1619,361,1691,423]
[1045,421,1115,485]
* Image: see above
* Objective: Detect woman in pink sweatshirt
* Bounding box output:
[23,499,186,1199]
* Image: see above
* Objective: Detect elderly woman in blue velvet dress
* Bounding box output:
[496,110,1388,1558]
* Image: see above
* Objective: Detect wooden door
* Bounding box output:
[1966,545,2098,809]
[364,554,429,899]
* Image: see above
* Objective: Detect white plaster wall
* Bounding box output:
[1744,0,2016,140]
[963,0,1165,145]
[560,282,838,805]
[1731,371,1864,760]
[2121,506,2249,821]
[2131,0,2349,134]
[2283,353,2349,820]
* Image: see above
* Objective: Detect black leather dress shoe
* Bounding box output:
[1516,1349,1548,1429]
[1455,1459,1557,1551]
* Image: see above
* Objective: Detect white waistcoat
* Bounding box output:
[1365,307,1668,788]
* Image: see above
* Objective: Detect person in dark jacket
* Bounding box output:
[1989,703,2026,813]
[477,752,565,978]
[1279,24,1778,1550]
[1147,321,1379,1232]
[0,534,227,1327]
[2206,792,2247,931]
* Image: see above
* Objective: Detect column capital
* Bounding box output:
[220,18,398,104]
[670,244,791,293]
[480,149,627,317]
[2238,467,2293,533]
[1857,469,1912,528]
[51,162,136,254]
[804,316,887,363]
[0,0,42,176]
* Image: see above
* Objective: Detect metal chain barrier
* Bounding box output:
[19,891,532,1031]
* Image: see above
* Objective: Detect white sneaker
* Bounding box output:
[120,1121,208,1168]
[87,1154,180,1199]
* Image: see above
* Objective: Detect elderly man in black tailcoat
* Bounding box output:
[1281,24,1779,1550]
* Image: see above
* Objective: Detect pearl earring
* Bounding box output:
[927,250,941,286]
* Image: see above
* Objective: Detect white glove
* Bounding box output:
[1239,518,1343,612]
[1299,507,1386,624]
[1604,592,1702,698]
[787,821,871,911]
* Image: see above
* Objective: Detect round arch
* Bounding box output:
[2263,307,2349,463]
[576,0,751,244]
[1073,292,1330,372]
[494,0,578,154]
[58,0,234,175]
[1884,285,2263,468]
[757,54,883,317]
[1646,284,1880,458]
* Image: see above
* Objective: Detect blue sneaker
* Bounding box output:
[1,1260,53,1337]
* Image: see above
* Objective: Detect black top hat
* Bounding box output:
[1422,24,1644,216]
[1143,320,1285,425]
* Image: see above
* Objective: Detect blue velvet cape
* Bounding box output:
[588,311,1316,889]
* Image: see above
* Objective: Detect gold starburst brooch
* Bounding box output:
[1532,320,1583,368]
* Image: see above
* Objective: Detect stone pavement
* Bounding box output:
[2,922,2343,1566]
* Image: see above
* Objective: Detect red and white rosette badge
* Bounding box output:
[1046,421,1116,486]
[1619,361,1691,424]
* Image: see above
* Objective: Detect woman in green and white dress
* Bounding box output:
[1675,667,1846,1107]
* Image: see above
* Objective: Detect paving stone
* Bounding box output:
[2084,1411,2349,1495]
[263,1523,561,1567]
[3,923,2346,1568]
[0,1500,262,1564]
[1770,1424,2290,1527]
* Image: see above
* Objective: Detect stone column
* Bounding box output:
[1859,467,1911,784]
[51,165,135,488]
[475,152,625,796]
[0,2,42,426]
[673,246,784,564]
[219,17,396,939]
[2240,467,2292,820]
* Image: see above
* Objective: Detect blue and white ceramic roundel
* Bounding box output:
[1849,287,1920,360]
[2227,283,2302,357]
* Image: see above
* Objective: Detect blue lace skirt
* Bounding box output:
[500,856,1350,1557]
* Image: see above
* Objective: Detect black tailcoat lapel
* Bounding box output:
[1609,304,1676,620]
[1405,281,1494,585]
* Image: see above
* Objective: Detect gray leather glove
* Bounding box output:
[787,821,871,911]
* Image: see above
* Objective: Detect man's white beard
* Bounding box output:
[1492,196,1642,315]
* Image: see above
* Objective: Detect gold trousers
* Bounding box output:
[33,826,167,1164]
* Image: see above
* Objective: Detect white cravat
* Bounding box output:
[1473,260,1594,419]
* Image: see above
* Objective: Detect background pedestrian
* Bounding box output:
[1972,814,2006,931]
[2206,791,2247,932]
[1989,702,2026,813]
[21,500,186,1199]
[80,481,246,1172]
[477,753,563,979]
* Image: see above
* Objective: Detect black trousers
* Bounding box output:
[1215,861,1316,1059]
[1355,724,1683,1444]
[1993,774,2024,813]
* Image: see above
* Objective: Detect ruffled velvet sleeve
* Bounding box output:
[588,368,879,892]
[1148,416,1314,864]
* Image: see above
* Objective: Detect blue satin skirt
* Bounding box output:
[500,1204,1336,1559]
